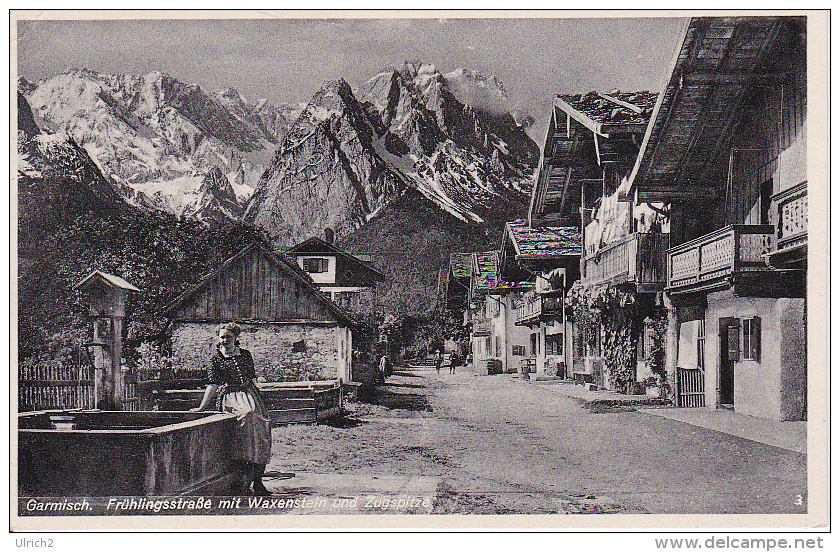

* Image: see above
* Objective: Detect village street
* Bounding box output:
[267,362,807,515]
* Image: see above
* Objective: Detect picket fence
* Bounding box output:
[18,362,141,412]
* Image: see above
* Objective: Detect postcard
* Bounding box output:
[10,9,829,532]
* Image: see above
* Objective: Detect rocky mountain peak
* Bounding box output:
[183,166,242,221]
[20,68,303,223]
[246,62,538,252]
[18,92,40,138]
[200,166,238,204]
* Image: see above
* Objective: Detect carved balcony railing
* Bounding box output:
[515,291,564,327]
[773,182,807,252]
[582,232,669,292]
[667,225,774,292]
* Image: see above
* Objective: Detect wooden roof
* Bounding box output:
[555,90,658,136]
[505,220,581,259]
[470,251,532,298]
[74,270,141,292]
[625,16,793,201]
[284,236,386,281]
[161,242,359,328]
[448,252,473,280]
[529,89,656,226]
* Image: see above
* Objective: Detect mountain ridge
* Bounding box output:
[19,69,302,222]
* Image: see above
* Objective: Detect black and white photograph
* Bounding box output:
[11,10,828,532]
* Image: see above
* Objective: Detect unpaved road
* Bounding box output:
[269,363,807,515]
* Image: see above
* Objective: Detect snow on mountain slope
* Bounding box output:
[17,93,125,207]
[243,78,405,245]
[244,61,539,247]
[21,69,300,223]
[357,61,538,222]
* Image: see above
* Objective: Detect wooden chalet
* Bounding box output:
[624,16,807,420]
[525,86,665,389]
[442,252,473,310]
[467,251,532,375]
[284,233,385,316]
[162,242,358,384]
[529,89,658,229]
[499,221,582,378]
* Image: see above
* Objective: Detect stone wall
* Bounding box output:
[170,321,351,383]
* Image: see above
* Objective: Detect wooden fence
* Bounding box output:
[18,361,339,420]
[19,363,96,412]
[18,362,141,412]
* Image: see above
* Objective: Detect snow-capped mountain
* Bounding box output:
[19,69,304,222]
[18,92,125,206]
[244,61,539,246]
[243,78,405,244]
[358,61,539,217]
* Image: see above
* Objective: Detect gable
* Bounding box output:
[286,236,385,284]
[171,246,339,323]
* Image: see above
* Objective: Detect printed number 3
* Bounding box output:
[795,495,805,505]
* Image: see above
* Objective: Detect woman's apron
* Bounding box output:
[220,384,272,465]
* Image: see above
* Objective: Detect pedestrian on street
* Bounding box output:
[378,353,388,384]
[449,351,460,374]
[192,322,272,496]
[434,349,442,374]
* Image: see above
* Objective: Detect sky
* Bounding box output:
[16,15,686,143]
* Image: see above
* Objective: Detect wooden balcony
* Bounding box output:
[767,182,807,268]
[582,232,669,292]
[472,319,491,337]
[515,292,564,327]
[667,225,775,293]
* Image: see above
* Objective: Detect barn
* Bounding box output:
[162,242,359,384]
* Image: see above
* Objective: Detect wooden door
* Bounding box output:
[718,318,739,407]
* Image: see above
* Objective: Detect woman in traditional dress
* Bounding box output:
[193,322,272,496]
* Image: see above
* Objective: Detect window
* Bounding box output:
[333,290,356,309]
[760,179,773,226]
[546,334,563,356]
[485,337,491,355]
[512,345,526,356]
[727,324,740,362]
[697,319,706,371]
[742,317,761,361]
[302,257,329,273]
[495,336,502,357]
[530,333,538,356]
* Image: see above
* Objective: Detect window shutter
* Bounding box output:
[752,317,761,362]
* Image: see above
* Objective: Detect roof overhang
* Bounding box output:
[286,236,386,281]
[625,16,793,201]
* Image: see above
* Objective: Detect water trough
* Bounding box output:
[18,410,239,497]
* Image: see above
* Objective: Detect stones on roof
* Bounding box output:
[558,90,658,127]
[507,220,582,258]
[449,252,473,279]
[472,251,530,294]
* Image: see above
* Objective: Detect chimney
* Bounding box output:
[324,228,334,244]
